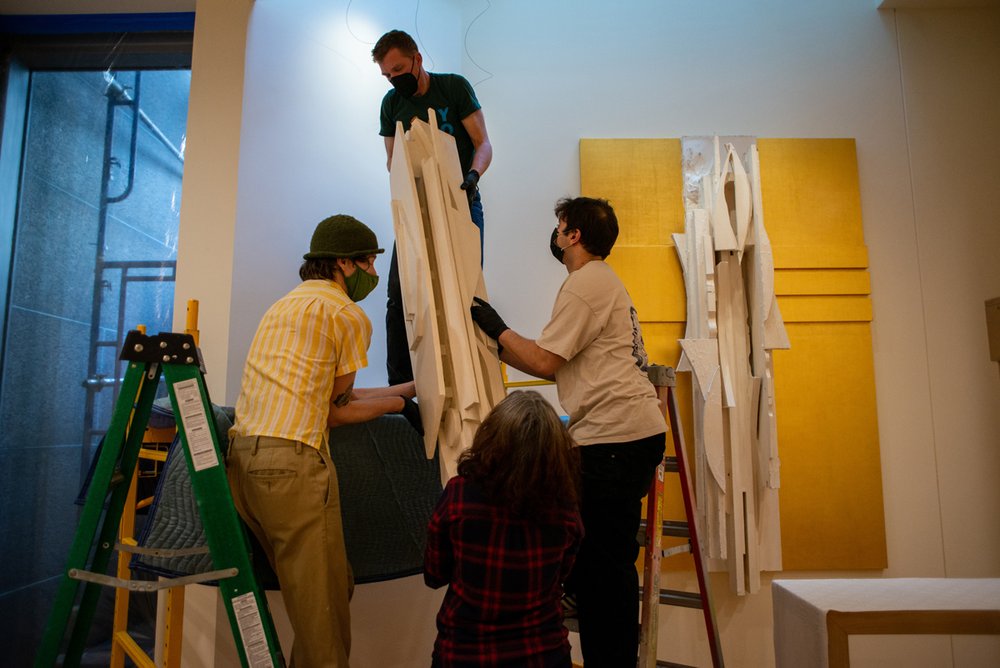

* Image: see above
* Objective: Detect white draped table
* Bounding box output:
[772,578,1000,668]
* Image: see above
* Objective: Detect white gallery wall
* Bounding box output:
[174,1,999,667]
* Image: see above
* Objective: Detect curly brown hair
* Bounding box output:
[457,390,580,516]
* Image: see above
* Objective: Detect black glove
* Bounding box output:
[460,169,480,205]
[460,169,480,192]
[470,296,509,341]
[398,397,424,436]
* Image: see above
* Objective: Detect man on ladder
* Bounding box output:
[471,196,667,667]
[227,214,419,667]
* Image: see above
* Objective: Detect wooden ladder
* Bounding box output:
[638,364,724,668]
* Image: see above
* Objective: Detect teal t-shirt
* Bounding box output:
[379,72,481,173]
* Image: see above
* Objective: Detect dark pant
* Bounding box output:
[566,433,666,668]
[386,191,483,385]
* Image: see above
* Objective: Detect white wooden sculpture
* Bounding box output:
[674,136,790,594]
[389,115,506,484]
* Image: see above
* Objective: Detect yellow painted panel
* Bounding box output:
[774,269,871,296]
[774,322,887,570]
[638,321,685,372]
[774,244,869,269]
[581,137,885,573]
[580,139,685,246]
[607,245,687,322]
[778,295,873,323]
[757,138,866,249]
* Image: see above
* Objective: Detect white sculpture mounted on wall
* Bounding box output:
[674,136,789,595]
[389,114,506,484]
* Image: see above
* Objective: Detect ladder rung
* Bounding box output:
[661,520,689,538]
[69,567,238,591]
[116,542,209,558]
[658,588,705,609]
[638,519,690,538]
[662,543,691,558]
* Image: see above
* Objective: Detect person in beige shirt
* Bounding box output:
[470,196,666,667]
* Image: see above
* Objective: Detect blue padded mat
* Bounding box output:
[131,406,442,586]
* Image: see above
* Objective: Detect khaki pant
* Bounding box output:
[227,435,353,667]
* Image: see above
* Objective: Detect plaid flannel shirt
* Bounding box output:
[424,476,584,667]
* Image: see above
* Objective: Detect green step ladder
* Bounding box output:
[36,330,284,667]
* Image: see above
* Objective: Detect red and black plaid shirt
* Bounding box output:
[424,476,584,667]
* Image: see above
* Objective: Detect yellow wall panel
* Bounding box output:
[773,244,869,269]
[580,139,685,246]
[774,269,871,296]
[607,246,687,322]
[773,323,887,570]
[757,138,866,249]
[638,321,685,372]
[779,295,873,322]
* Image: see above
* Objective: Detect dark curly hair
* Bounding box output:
[457,390,580,516]
[554,196,619,259]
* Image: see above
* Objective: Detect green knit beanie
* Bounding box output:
[303,214,385,259]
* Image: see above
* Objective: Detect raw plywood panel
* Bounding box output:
[423,117,506,417]
[422,157,482,479]
[716,252,757,592]
[390,123,446,456]
[390,117,505,482]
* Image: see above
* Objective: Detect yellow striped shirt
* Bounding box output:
[230,279,371,450]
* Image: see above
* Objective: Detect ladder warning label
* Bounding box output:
[232,591,273,668]
[173,379,220,472]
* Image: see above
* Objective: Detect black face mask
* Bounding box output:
[389,58,419,98]
[550,227,565,263]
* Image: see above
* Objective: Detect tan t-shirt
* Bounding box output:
[536,261,665,446]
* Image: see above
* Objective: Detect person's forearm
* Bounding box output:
[354,381,415,401]
[328,396,405,428]
[471,140,492,177]
[384,136,395,173]
[497,330,557,382]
